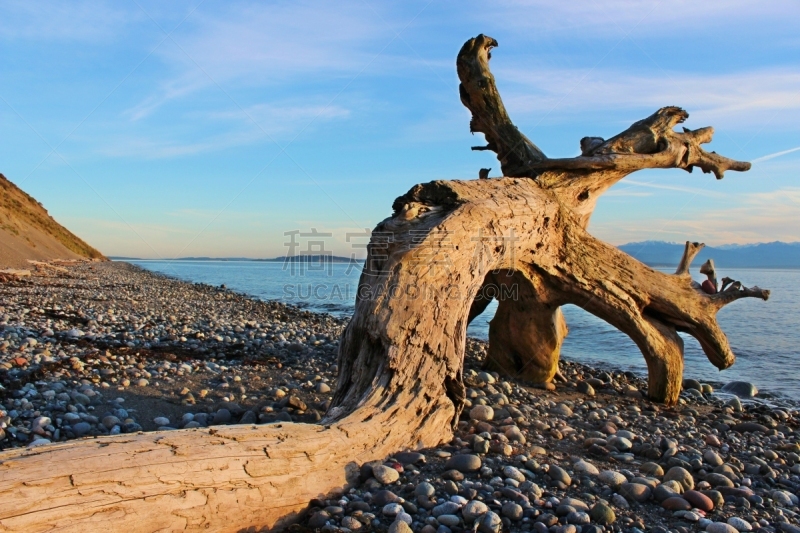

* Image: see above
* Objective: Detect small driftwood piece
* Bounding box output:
[0,269,31,283]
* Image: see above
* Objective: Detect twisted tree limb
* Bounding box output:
[535,107,751,180]
[457,34,765,392]
[458,35,750,183]
[457,34,751,227]
[457,35,546,177]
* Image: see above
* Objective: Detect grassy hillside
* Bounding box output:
[0,173,105,262]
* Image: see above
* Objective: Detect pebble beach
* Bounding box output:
[1,262,799,533]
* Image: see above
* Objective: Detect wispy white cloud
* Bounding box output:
[613,179,727,199]
[97,129,263,159]
[108,99,352,158]
[124,70,210,122]
[127,3,385,119]
[595,187,800,245]
[603,190,652,197]
[176,3,382,77]
[499,66,800,131]
[752,145,800,163]
[487,0,798,38]
[207,102,351,134]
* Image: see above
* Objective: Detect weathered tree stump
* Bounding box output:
[0,35,769,532]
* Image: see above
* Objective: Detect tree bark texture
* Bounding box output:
[457,34,767,395]
[0,35,769,532]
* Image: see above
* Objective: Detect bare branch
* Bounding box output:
[675,241,705,276]
[456,34,546,177]
[712,285,771,307]
[531,109,751,180]
[683,126,714,144]
[457,37,751,183]
[720,277,738,292]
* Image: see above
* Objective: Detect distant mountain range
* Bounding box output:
[111,241,800,269]
[618,241,800,268]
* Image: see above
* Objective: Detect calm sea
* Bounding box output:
[127,260,800,400]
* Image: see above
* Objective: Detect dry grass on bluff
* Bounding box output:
[0,173,104,269]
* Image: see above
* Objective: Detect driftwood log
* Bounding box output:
[0,35,769,532]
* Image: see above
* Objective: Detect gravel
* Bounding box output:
[3,261,800,533]
[0,262,345,447]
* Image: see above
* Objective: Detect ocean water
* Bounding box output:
[128,260,800,400]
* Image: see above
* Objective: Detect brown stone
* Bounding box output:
[620,482,652,503]
[683,490,714,512]
[661,497,692,511]
[705,473,735,488]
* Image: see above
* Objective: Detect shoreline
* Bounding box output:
[124,259,800,407]
[0,261,798,532]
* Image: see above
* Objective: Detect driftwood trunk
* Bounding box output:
[456,34,766,399]
[0,35,769,532]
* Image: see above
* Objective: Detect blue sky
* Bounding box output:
[1,1,799,258]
